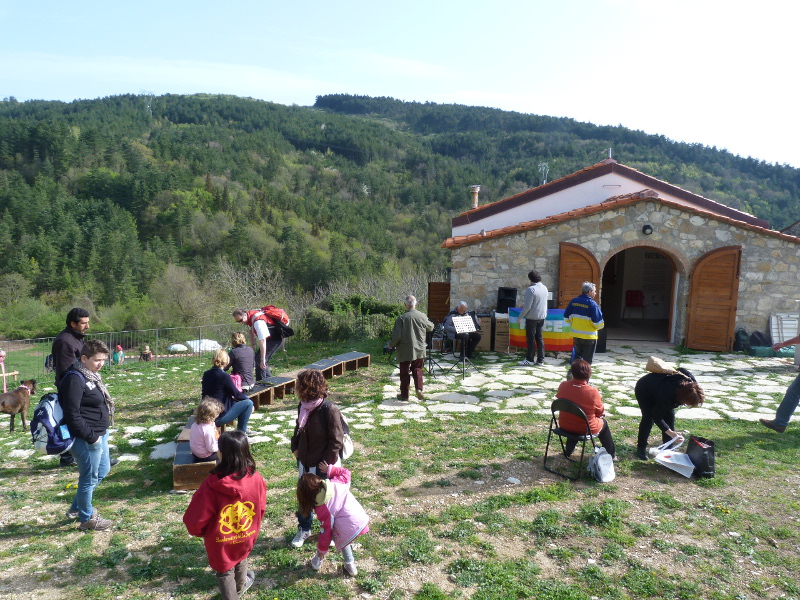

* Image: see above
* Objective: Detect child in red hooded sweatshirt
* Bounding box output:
[184,430,266,599]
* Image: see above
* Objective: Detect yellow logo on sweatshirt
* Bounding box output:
[218,501,256,535]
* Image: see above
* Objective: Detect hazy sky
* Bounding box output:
[2,0,798,167]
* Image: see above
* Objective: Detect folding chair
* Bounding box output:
[543,398,600,480]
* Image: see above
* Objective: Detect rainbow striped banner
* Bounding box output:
[508,308,573,352]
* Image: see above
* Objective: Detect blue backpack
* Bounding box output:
[30,393,74,455]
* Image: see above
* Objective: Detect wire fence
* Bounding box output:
[0,312,395,386]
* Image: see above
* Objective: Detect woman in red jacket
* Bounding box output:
[184,430,266,600]
[555,359,616,458]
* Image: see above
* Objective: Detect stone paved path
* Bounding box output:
[135,344,797,459]
[11,344,790,462]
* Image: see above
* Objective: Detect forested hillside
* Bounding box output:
[1,92,798,337]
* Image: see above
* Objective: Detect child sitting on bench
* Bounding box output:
[190,397,225,463]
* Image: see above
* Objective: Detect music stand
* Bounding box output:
[447,314,480,379]
[425,330,443,378]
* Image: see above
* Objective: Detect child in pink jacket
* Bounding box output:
[296,461,369,576]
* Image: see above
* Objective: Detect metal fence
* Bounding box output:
[0,312,394,385]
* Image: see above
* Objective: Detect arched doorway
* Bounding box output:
[601,247,677,342]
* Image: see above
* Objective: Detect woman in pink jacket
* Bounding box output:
[296,461,369,576]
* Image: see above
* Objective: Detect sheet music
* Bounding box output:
[452,314,476,334]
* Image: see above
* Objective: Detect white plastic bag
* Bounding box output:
[653,437,694,478]
[587,447,615,482]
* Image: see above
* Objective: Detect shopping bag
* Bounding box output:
[653,437,695,478]
[587,447,615,482]
[686,435,715,478]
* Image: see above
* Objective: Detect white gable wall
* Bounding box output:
[453,172,702,237]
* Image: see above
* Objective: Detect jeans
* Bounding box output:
[216,398,253,432]
[256,337,284,380]
[69,430,110,522]
[398,358,424,398]
[216,558,248,600]
[525,319,545,362]
[774,371,800,427]
[572,338,597,364]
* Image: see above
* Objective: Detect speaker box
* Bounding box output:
[496,287,517,313]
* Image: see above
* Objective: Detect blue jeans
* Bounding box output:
[774,371,800,427]
[216,398,253,432]
[69,430,110,522]
[572,338,597,364]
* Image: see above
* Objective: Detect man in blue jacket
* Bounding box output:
[563,282,604,364]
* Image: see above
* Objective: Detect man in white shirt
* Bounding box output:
[518,271,548,366]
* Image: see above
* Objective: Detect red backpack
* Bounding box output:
[260,305,290,326]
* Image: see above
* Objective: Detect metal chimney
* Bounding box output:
[470,185,480,209]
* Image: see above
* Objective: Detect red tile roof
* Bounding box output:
[452,159,769,230]
[442,188,800,249]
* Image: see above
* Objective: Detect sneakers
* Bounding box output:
[396,394,409,402]
[240,570,255,597]
[759,418,786,433]
[415,389,425,401]
[291,528,311,548]
[343,561,358,577]
[79,514,113,531]
[66,508,97,520]
[519,359,534,367]
[310,552,324,570]
[536,361,545,366]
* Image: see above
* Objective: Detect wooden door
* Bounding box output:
[427,282,451,323]
[557,242,600,308]
[685,246,742,351]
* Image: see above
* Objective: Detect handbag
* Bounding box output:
[587,447,615,482]
[686,435,715,478]
[230,373,243,392]
[653,437,695,478]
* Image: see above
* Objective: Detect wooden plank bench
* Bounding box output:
[173,352,370,490]
[247,376,297,409]
[173,416,217,491]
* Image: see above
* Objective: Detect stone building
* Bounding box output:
[442,159,800,351]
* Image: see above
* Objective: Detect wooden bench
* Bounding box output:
[172,416,217,491]
[246,376,297,409]
[173,352,371,490]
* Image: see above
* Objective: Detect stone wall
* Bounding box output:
[449,199,800,343]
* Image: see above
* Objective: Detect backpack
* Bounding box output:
[30,393,75,455]
[259,305,295,338]
[733,328,750,352]
[261,305,290,326]
[318,401,353,460]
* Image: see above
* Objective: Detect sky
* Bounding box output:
[2,0,799,167]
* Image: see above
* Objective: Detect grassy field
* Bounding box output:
[0,339,798,600]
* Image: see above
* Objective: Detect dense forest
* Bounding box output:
[1,92,798,337]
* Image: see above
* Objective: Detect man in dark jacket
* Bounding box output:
[53,308,90,387]
[51,308,90,467]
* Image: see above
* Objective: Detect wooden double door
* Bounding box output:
[557,242,741,351]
